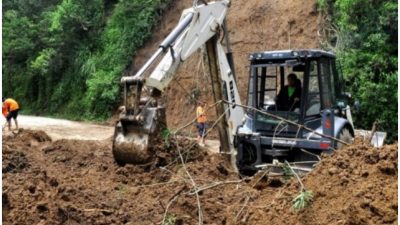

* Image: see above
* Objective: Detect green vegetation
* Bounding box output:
[4,0,397,141]
[283,161,314,211]
[292,190,314,212]
[3,0,169,120]
[163,213,177,225]
[318,0,398,141]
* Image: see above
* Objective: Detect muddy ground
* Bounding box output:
[2,129,397,225]
[12,115,114,141]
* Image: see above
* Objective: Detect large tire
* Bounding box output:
[335,128,353,150]
[237,143,258,176]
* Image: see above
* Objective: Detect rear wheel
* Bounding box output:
[335,128,353,150]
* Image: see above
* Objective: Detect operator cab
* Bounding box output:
[246,50,348,136]
[237,49,354,173]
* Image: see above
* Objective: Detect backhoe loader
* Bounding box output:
[112,0,385,174]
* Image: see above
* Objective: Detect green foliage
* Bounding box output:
[292,190,314,212]
[282,163,293,180]
[3,0,169,120]
[316,0,327,10]
[83,0,169,118]
[163,213,177,225]
[3,10,36,60]
[161,128,172,147]
[320,0,398,141]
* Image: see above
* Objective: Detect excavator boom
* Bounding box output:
[113,0,244,168]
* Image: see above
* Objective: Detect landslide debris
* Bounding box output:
[3,130,397,225]
[245,140,398,225]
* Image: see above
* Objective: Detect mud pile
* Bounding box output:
[3,130,397,225]
[244,140,398,225]
[2,129,236,225]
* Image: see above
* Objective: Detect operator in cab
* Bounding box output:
[2,97,20,131]
[196,101,207,146]
[276,73,302,111]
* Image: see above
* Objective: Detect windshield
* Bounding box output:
[256,111,300,124]
[248,61,305,120]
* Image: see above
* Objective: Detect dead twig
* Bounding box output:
[82,208,114,213]
[233,194,251,224]
[284,160,305,191]
[175,142,203,225]
[188,179,246,195]
[130,180,184,189]
[251,168,271,188]
[161,186,186,225]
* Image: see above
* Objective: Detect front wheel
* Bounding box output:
[237,143,258,176]
[335,128,353,150]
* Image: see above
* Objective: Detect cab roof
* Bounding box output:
[249,49,336,61]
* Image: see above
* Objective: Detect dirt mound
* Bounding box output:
[243,140,398,225]
[2,130,398,225]
[3,150,30,174]
[3,128,51,144]
[2,129,51,174]
[3,130,397,225]
[2,129,235,225]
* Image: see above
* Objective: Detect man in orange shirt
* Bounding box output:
[196,101,207,146]
[2,97,20,131]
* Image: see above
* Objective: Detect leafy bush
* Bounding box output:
[3,0,169,120]
[319,0,398,141]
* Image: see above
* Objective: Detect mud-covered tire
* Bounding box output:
[335,128,353,150]
[237,143,258,176]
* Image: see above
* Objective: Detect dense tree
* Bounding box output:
[3,0,397,141]
[319,0,397,141]
[3,0,168,120]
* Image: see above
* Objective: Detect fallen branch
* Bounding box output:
[176,141,203,225]
[234,194,251,224]
[188,179,246,195]
[284,160,305,191]
[130,180,184,189]
[82,208,114,213]
[251,168,270,188]
[161,186,186,225]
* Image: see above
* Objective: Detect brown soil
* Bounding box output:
[3,129,397,225]
[129,0,320,136]
[245,140,398,225]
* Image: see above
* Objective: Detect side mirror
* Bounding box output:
[353,100,360,111]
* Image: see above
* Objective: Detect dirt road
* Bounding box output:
[4,115,222,152]
[4,115,114,141]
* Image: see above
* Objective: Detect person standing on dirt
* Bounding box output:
[276,73,302,111]
[196,101,207,146]
[2,97,20,131]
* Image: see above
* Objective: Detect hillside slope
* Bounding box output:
[129,0,320,130]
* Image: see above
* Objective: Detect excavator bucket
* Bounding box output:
[112,107,166,165]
